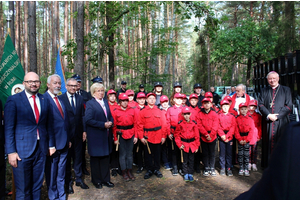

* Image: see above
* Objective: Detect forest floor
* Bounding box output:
[5,146,263,200]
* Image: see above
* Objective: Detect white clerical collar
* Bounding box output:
[272,84,279,89]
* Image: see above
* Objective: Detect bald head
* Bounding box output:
[23,72,41,95]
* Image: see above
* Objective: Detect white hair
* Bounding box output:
[236,84,246,91]
[47,74,61,84]
[66,77,77,84]
[266,71,279,78]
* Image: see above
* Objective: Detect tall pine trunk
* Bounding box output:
[28,1,37,72]
[76,2,85,88]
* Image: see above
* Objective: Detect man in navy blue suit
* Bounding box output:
[60,78,89,194]
[4,72,54,199]
[44,74,70,200]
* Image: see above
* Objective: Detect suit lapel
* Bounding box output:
[20,91,36,123]
[93,98,107,120]
[38,93,44,123]
[62,94,74,115]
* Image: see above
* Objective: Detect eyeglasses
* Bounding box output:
[183,113,191,115]
[67,84,78,88]
[24,80,41,85]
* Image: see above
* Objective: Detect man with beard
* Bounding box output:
[44,74,70,200]
[4,72,54,199]
[258,71,292,168]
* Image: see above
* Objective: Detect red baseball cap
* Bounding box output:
[189,93,198,99]
[174,93,183,99]
[205,92,213,98]
[181,93,187,99]
[220,99,230,106]
[202,98,212,103]
[160,95,169,102]
[249,100,258,106]
[107,89,116,95]
[146,93,156,98]
[239,103,248,108]
[125,89,134,96]
[119,93,129,100]
[137,92,146,98]
[182,107,192,114]
[224,96,232,102]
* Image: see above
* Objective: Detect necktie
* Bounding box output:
[77,91,80,95]
[71,95,76,114]
[54,96,64,118]
[32,95,39,123]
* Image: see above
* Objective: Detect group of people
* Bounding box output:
[0,70,293,199]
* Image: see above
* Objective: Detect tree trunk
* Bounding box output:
[64,1,69,71]
[15,1,21,59]
[24,1,28,73]
[52,1,58,69]
[106,2,115,89]
[43,2,48,76]
[207,35,211,90]
[85,1,91,91]
[28,1,37,72]
[73,2,77,40]
[9,1,15,46]
[70,1,73,40]
[76,1,85,88]
[0,2,4,61]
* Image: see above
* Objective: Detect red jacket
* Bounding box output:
[235,114,254,143]
[128,101,139,109]
[112,107,137,141]
[137,105,167,144]
[230,93,251,111]
[108,102,119,118]
[248,111,262,139]
[175,120,200,153]
[189,105,200,120]
[166,105,183,135]
[196,108,219,143]
[218,112,236,141]
[229,107,238,117]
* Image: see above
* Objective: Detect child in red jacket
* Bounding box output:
[235,103,254,177]
[197,98,219,176]
[126,89,139,108]
[247,100,262,171]
[218,99,236,176]
[175,107,200,182]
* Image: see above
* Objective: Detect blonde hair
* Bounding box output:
[90,83,105,97]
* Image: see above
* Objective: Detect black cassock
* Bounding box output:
[258,85,292,168]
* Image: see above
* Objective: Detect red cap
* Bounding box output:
[181,93,187,99]
[137,92,146,98]
[224,96,232,102]
[249,100,258,106]
[125,89,134,96]
[220,99,230,106]
[107,89,116,95]
[174,93,183,98]
[202,98,212,103]
[147,93,156,98]
[239,103,248,108]
[205,92,213,98]
[160,95,169,102]
[119,93,129,100]
[189,93,198,99]
[182,107,192,114]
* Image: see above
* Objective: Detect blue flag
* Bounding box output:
[55,48,67,94]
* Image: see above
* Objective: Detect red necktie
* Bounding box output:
[32,95,39,123]
[54,96,64,118]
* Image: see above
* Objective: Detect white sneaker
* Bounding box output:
[252,164,257,171]
[248,164,252,171]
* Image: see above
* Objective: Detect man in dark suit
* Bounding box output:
[72,74,90,175]
[4,72,54,199]
[60,78,89,193]
[0,100,5,200]
[44,74,70,200]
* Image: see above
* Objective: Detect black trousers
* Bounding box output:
[194,139,202,170]
[219,139,233,169]
[201,139,216,169]
[82,141,87,170]
[0,141,5,200]
[90,155,110,184]
[238,142,250,170]
[110,142,119,169]
[119,136,134,170]
[144,142,161,171]
[66,136,83,185]
[182,150,194,175]
[133,140,144,168]
[161,138,172,165]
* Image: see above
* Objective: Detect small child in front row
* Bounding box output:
[235,103,254,177]
[247,100,261,171]
[175,107,200,182]
[218,99,236,176]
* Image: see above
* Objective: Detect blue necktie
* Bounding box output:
[71,95,76,114]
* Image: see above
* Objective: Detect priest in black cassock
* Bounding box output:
[258,71,292,168]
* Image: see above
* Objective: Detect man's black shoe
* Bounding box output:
[153,170,163,178]
[66,185,74,194]
[111,169,117,177]
[144,170,153,179]
[82,168,90,175]
[136,167,144,174]
[93,182,103,189]
[76,181,89,189]
[102,181,114,187]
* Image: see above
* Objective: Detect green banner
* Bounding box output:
[0,34,25,109]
